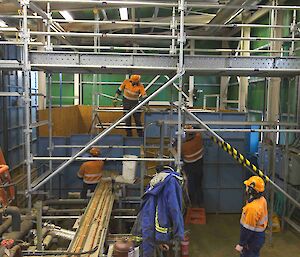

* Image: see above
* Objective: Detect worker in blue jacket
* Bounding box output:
[140,166,184,257]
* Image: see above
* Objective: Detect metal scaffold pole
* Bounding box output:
[176,0,185,173]
[47,73,53,195]
[21,0,32,209]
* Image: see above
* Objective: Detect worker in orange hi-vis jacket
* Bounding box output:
[181,125,204,207]
[77,147,104,198]
[113,75,147,137]
[235,176,268,257]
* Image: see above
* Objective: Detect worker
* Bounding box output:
[133,166,184,257]
[235,176,268,257]
[77,147,104,198]
[181,125,204,207]
[113,75,147,137]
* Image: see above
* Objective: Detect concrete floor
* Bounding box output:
[188,214,300,257]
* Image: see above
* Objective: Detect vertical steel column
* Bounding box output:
[268,0,280,243]
[91,9,100,135]
[35,201,43,250]
[282,129,289,229]
[59,73,62,107]
[46,2,51,51]
[47,73,53,195]
[297,76,300,129]
[290,10,297,55]
[159,123,165,165]
[170,7,176,55]
[21,0,32,209]
[176,0,185,173]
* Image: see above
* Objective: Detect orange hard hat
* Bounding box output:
[244,176,265,192]
[89,147,101,157]
[184,125,193,130]
[130,75,141,83]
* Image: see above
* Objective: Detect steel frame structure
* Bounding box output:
[0,0,299,242]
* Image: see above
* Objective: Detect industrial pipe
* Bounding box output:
[33,157,176,162]
[50,44,289,53]
[3,207,21,231]
[28,1,300,10]
[0,245,22,257]
[43,199,88,206]
[30,31,176,40]
[3,217,33,241]
[0,218,12,235]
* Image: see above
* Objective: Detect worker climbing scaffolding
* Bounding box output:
[114,75,147,137]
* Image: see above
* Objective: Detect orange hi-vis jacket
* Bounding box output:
[77,160,104,184]
[240,196,268,232]
[118,79,147,101]
[182,133,204,163]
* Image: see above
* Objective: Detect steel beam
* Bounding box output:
[29,52,300,76]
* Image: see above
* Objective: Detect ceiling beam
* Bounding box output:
[61,14,214,32]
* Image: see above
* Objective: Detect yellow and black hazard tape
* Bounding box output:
[211,136,270,182]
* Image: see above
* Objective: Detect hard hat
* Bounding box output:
[244,176,265,192]
[89,147,101,157]
[184,125,194,139]
[184,124,193,130]
[130,75,141,83]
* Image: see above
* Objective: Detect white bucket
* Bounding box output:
[122,155,137,181]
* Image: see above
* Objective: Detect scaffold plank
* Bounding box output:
[0,60,22,70]
[29,51,300,76]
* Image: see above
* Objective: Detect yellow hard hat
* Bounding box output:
[130,75,141,83]
[244,176,265,192]
[89,147,101,157]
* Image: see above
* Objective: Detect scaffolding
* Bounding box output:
[0,0,300,245]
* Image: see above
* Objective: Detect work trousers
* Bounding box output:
[241,232,265,257]
[123,97,143,137]
[81,183,97,198]
[183,158,204,207]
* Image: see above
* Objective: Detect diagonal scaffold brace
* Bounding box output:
[183,106,300,210]
[30,72,184,194]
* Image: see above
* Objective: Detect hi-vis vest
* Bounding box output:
[182,133,204,163]
[240,196,268,232]
[77,160,104,184]
[118,79,147,101]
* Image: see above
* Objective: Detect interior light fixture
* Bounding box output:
[59,11,74,22]
[119,8,128,21]
[0,19,8,28]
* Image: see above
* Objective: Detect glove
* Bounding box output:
[112,98,118,107]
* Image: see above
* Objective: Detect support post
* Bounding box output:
[267,1,283,243]
[176,0,185,173]
[37,20,46,110]
[74,74,80,105]
[220,41,229,110]
[21,0,33,209]
[238,21,250,112]
[47,73,53,195]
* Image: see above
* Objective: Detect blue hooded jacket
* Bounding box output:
[141,168,184,257]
